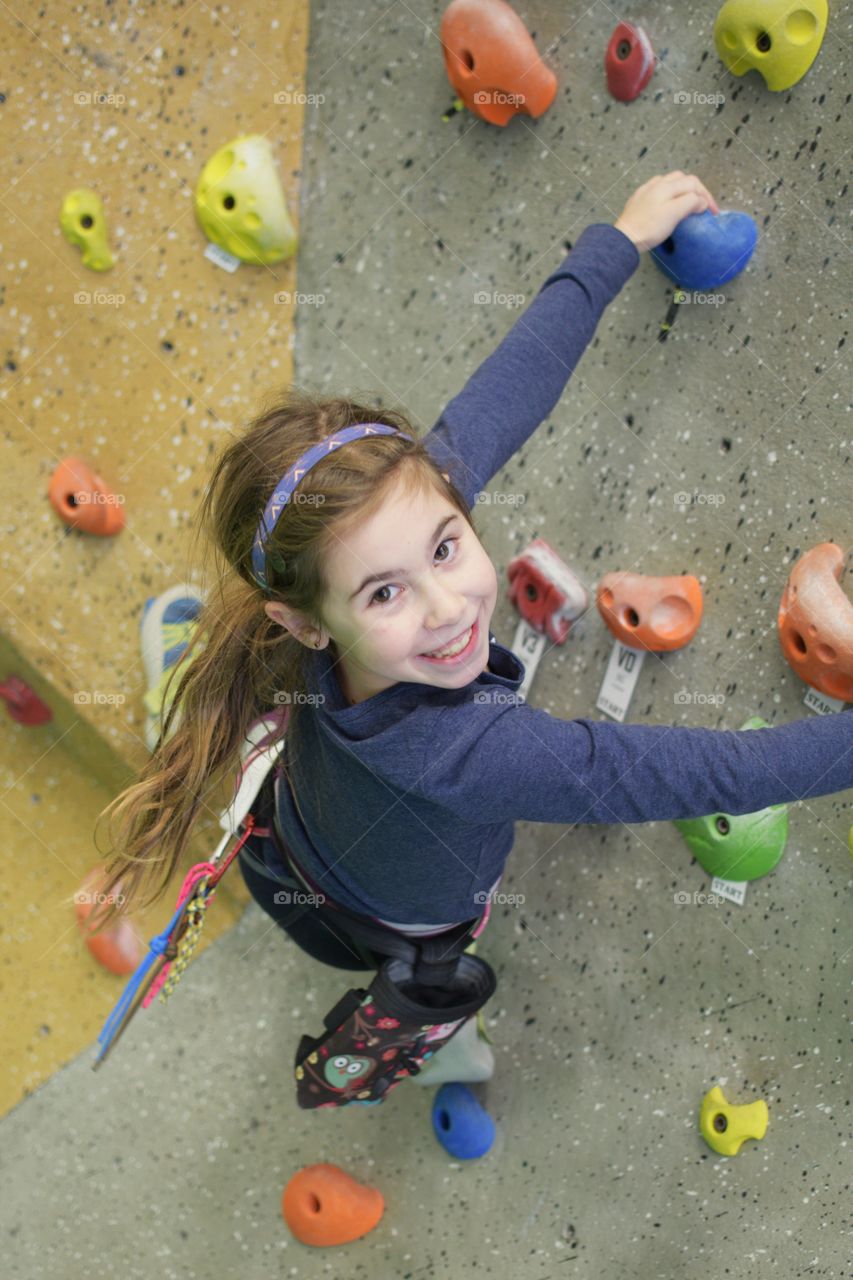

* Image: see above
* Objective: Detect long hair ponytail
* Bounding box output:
[87,387,473,934]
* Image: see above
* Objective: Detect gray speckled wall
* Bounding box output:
[2,3,850,1278]
[289,0,852,1273]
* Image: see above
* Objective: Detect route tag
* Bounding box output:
[204,242,241,273]
[803,686,846,716]
[710,877,747,907]
[510,617,547,704]
[596,641,646,722]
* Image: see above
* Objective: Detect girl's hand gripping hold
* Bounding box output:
[613,171,721,253]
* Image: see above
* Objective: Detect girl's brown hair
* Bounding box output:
[87,387,476,935]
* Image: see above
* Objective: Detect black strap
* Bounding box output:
[321,987,368,1033]
[239,839,382,969]
[267,771,482,982]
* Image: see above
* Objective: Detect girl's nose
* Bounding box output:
[425,589,468,633]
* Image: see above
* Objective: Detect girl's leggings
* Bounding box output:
[236,839,386,972]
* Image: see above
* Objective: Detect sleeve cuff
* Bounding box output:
[578,221,642,272]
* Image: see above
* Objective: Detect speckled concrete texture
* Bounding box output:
[2,1,852,1278]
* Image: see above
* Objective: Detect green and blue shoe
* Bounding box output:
[140,584,205,751]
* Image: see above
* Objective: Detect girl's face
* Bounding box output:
[318,477,499,706]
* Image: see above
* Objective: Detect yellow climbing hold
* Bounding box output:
[474,1006,492,1045]
[713,0,828,92]
[195,135,298,266]
[60,189,115,271]
[699,1085,768,1156]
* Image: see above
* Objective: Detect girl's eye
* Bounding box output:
[369,538,459,607]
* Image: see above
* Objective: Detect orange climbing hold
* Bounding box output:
[596,570,703,651]
[440,0,558,127]
[75,866,142,976]
[777,542,853,703]
[282,1163,384,1247]
[49,456,125,535]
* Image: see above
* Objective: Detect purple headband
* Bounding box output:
[251,422,415,591]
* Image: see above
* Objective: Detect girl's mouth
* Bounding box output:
[418,619,479,665]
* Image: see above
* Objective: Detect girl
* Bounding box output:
[93,172,851,1082]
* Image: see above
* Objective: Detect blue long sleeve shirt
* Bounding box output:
[261,223,852,925]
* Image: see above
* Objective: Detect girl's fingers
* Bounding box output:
[669,190,713,222]
[667,173,720,215]
[702,184,721,215]
[684,176,719,214]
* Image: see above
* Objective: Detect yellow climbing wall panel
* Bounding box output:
[0,1,310,1115]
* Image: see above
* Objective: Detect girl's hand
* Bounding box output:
[613,171,721,253]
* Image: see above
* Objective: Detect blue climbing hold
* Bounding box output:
[651,209,757,291]
[431,1083,496,1159]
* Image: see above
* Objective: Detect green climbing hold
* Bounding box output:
[673,716,789,881]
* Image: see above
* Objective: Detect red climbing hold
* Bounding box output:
[0,675,53,725]
[605,21,655,102]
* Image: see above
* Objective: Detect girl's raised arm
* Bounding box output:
[424,171,719,507]
[424,222,639,506]
[416,699,852,828]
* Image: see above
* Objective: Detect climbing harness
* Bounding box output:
[92,715,497,1111]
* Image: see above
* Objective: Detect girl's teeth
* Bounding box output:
[426,626,472,658]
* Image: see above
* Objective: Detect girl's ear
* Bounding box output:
[265,601,327,649]
[265,601,300,632]
[264,601,285,628]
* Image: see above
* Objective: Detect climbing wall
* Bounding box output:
[0,1,850,1277]
[0,0,310,1114]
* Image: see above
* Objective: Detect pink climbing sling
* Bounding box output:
[91,723,288,1070]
